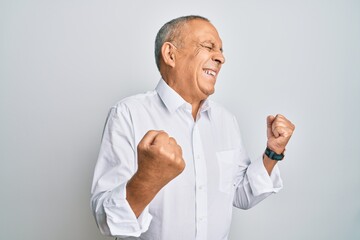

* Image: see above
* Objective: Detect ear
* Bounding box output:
[161,42,177,68]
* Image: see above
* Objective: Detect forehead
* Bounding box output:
[180,19,222,45]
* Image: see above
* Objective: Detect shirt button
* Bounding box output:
[198,216,206,222]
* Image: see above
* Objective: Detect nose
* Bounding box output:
[213,51,225,65]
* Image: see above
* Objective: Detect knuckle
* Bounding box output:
[168,153,177,162]
[146,129,159,137]
[137,142,145,151]
[159,131,169,138]
[158,145,167,155]
[176,158,186,171]
[169,137,177,144]
[176,144,182,151]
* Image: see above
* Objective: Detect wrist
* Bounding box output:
[130,172,161,193]
[266,144,285,155]
[265,147,285,161]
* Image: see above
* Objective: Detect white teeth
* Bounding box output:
[204,70,216,76]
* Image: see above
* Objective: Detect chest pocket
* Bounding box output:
[216,148,240,194]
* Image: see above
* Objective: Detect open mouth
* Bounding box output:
[203,69,217,77]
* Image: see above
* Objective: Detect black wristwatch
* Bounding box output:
[265,147,284,161]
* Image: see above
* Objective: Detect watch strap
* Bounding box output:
[265,147,284,161]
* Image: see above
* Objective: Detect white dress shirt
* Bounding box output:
[90,79,283,240]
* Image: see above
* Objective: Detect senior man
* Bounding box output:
[91,15,295,240]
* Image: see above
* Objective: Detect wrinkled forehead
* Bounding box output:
[178,19,223,45]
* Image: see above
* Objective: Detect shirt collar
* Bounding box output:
[156,78,212,116]
[156,79,188,113]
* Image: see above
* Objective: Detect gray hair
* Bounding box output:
[154,15,209,71]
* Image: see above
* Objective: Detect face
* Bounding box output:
[172,19,225,102]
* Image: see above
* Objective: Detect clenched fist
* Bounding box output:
[136,130,185,189]
[126,130,185,217]
[266,114,295,154]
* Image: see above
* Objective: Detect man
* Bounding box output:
[91,15,295,240]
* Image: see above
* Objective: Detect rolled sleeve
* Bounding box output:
[96,182,152,237]
[246,156,283,196]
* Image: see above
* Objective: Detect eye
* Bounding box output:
[201,44,213,51]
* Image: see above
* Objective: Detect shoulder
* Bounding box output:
[110,90,158,115]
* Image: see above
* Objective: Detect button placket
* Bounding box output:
[192,123,207,240]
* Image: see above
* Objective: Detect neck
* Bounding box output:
[162,76,205,121]
[191,101,202,120]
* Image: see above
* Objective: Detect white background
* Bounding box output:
[1,0,359,239]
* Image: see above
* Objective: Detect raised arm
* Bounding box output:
[263,114,295,175]
[126,130,185,217]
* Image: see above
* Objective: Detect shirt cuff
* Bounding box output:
[103,182,152,237]
[246,156,283,196]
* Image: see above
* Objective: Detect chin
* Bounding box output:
[203,87,215,97]
[198,80,216,97]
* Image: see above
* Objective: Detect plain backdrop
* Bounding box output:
[1,0,359,239]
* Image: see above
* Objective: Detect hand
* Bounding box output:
[136,130,185,190]
[266,114,295,154]
[126,130,185,217]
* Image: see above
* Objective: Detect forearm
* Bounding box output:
[126,173,162,217]
[262,154,278,175]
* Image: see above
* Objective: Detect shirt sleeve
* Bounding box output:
[90,104,152,237]
[231,116,283,210]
